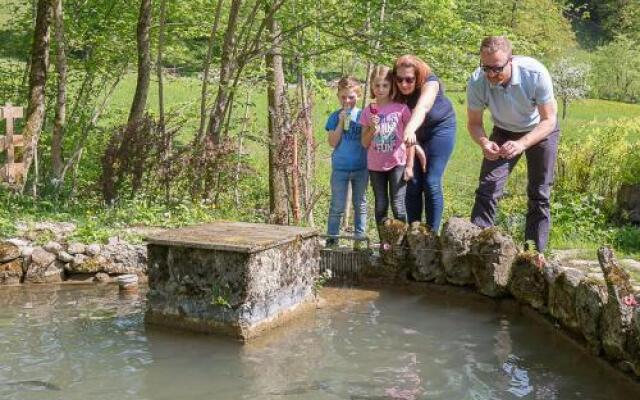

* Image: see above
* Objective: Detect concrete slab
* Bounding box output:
[145,221,317,253]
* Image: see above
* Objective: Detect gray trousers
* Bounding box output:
[471,125,560,251]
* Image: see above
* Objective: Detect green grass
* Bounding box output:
[2,73,640,257]
[104,78,640,257]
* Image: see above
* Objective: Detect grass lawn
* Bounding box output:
[98,75,640,253]
[2,72,639,256]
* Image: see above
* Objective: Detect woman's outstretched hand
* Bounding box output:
[404,129,416,145]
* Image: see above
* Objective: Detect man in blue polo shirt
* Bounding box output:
[466,36,559,260]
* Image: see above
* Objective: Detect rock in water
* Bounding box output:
[470,227,517,297]
[25,261,65,284]
[378,219,408,270]
[549,266,585,334]
[440,218,481,286]
[509,253,559,311]
[0,242,20,263]
[0,259,23,285]
[597,246,637,366]
[406,222,443,283]
[576,277,608,355]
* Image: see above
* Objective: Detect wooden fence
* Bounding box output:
[0,104,24,185]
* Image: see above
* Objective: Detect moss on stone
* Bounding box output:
[515,250,538,264]
[476,226,502,243]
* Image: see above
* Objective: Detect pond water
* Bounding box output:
[0,284,638,400]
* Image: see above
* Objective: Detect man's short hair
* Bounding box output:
[480,36,512,56]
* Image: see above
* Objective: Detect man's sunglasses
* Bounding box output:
[395,76,416,84]
[481,58,511,74]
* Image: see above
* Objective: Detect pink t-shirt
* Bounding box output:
[359,102,412,172]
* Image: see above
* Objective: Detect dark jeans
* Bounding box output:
[369,165,407,226]
[471,125,560,252]
[406,118,457,232]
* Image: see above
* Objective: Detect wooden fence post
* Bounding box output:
[0,103,25,185]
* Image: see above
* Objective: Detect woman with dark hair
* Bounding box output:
[393,55,456,232]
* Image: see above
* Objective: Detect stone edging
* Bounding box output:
[0,237,147,285]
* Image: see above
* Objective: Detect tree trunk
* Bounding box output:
[157,0,169,202]
[51,0,66,182]
[196,0,225,143]
[266,9,289,225]
[205,0,242,145]
[299,69,315,226]
[127,0,152,127]
[290,112,301,224]
[234,90,251,207]
[19,0,53,193]
[562,97,568,120]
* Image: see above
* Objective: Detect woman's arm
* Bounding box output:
[404,80,439,144]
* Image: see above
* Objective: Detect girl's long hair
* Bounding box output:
[392,55,432,105]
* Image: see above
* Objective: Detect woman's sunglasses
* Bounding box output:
[395,76,416,84]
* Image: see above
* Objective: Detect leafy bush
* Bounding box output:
[591,35,640,103]
[555,118,640,202]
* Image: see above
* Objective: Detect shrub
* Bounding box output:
[555,118,640,203]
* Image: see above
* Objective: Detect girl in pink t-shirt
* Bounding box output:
[360,66,414,232]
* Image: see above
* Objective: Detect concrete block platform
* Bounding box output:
[144,221,320,341]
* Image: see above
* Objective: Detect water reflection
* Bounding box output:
[0,285,638,399]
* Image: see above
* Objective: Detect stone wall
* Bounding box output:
[374,217,640,379]
[0,232,147,285]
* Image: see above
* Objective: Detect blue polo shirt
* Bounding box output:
[467,56,555,132]
[325,108,367,171]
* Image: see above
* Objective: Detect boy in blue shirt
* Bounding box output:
[325,77,368,247]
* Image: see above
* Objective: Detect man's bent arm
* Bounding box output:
[518,100,557,149]
[467,108,490,147]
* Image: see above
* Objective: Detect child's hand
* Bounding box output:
[370,114,380,127]
[404,167,414,181]
[338,109,347,121]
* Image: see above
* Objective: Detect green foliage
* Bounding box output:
[211,282,231,308]
[565,0,640,45]
[555,118,640,200]
[591,35,640,103]
[546,118,640,254]
[0,0,637,259]
[312,269,332,296]
[458,0,576,61]
[0,208,16,238]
